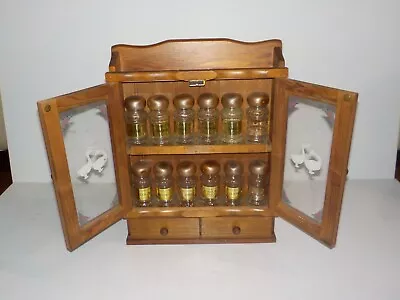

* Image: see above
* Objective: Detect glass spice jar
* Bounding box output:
[173,94,195,144]
[248,160,269,206]
[247,92,269,143]
[177,161,197,207]
[148,95,170,145]
[131,160,152,207]
[224,160,243,206]
[200,160,220,206]
[124,95,148,145]
[221,93,243,144]
[198,93,219,144]
[153,161,173,207]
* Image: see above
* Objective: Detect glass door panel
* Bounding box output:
[271,79,357,248]
[38,84,130,251]
[283,96,336,223]
[60,100,118,226]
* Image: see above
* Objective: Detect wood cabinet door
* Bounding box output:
[270,79,357,248]
[38,84,131,251]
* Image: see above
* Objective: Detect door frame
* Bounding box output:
[270,78,357,248]
[38,83,131,251]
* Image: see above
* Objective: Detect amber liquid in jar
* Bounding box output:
[221,93,243,144]
[153,161,173,207]
[247,92,269,144]
[248,160,269,206]
[177,161,197,207]
[124,95,148,145]
[224,160,243,206]
[132,160,152,207]
[148,95,170,145]
[173,94,195,144]
[198,93,219,144]
[200,160,220,206]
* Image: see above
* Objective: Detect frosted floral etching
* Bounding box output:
[282,97,335,223]
[59,100,118,227]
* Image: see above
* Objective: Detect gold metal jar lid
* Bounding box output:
[198,93,219,109]
[247,92,269,107]
[147,95,169,111]
[131,160,152,178]
[173,94,194,109]
[177,161,197,177]
[124,95,146,111]
[200,160,220,175]
[221,93,243,108]
[153,161,173,177]
[224,160,243,176]
[249,160,268,175]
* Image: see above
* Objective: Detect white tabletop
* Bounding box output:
[0,180,399,300]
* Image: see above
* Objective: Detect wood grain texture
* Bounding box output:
[127,218,200,239]
[270,78,358,248]
[128,144,271,156]
[105,68,288,83]
[200,217,274,239]
[107,83,133,211]
[37,84,129,251]
[125,205,273,218]
[109,38,284,72]
[126,236,276,245]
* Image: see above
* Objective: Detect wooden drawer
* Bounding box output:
[127,218,200,240]
[200,217,274,239]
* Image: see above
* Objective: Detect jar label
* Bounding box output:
[225,186,240,200]
[202,185,218,199]
[199,120,217,136]
[151,122,169,138]
[138,187,151,202]
[181,187,195,201]
[127,123,146,138]
[156,187,172,201]
[223,120,242,137]
[175,121,194,136]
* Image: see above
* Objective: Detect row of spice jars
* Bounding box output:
[125,92,270,145]
[131,159,269,207]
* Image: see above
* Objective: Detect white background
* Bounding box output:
[0,0,399,182]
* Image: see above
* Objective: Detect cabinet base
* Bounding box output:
[126,234,276,245]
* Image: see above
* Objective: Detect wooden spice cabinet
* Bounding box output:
[38,38,358,251]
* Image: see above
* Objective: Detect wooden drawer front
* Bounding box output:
[200,217,273,239]
[128,218,200,240]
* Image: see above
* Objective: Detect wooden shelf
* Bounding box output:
[127,143,271,156]
[125,205,272,219]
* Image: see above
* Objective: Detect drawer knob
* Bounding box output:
[232,226,241,235]
[160,227,169,236]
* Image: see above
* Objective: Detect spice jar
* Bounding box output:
[131,160,152,207]
[173,94,195,144]
[148,95,170,145]
[177,161,197,207]
[198,93,219,144]
[224,160,243,206]
[221,93,243,144]
[153,161,173,207]
[247,92,269,143]
[248,160,269,206]
[124,95,148,145]
[200,160,220,206]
